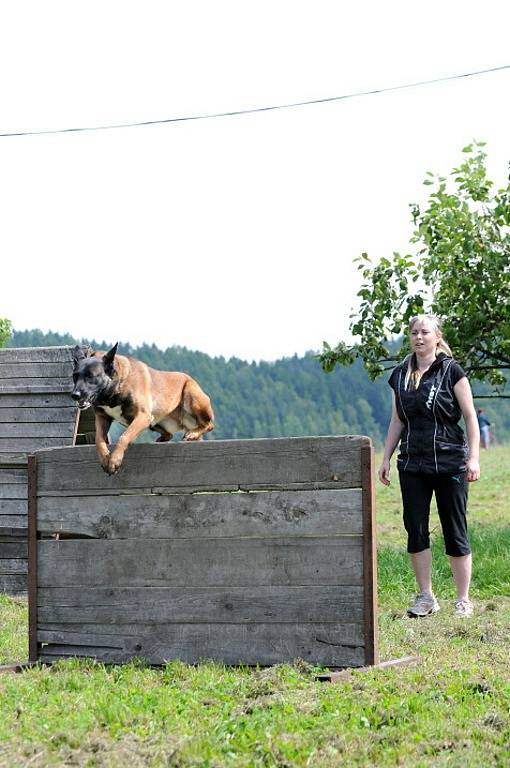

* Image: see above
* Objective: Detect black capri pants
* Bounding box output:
[398,470,471,557]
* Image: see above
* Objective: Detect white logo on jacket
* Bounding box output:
[426,384,437,410]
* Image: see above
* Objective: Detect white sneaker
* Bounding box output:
[406,591,440,617]
[454,598,473,618]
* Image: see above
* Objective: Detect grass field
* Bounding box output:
[1,445,509,767]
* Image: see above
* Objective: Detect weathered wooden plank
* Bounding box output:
[0,485,27,499]
[0,347,75,363]
[0,542,28,558]
[0,453,28,467]
[0,574,26,594]
[37,585,364,624]
[0,422,75,439]
[36,437,368,492]
[0,407,77,423]
[0,438,74,452]
[0,558,27,574]
[0,499,27,515]
[37,489,363,539]
[0,469,27,484]
[38,621,363,646]
[0,394,74,409]
[0,517,27,530]
[0,362,73,379]
[38,537,363,588]
[0,523,27,536]
[37,623,366,666]
[0,378,73,393]
[37,621,364,644]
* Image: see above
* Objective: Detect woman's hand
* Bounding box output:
[378,458,391,486]
[466,457,480,482]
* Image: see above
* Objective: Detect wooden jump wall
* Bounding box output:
[28,436,378,668]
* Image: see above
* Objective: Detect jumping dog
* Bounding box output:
[71,344,214,475]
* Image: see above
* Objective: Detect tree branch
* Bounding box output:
[473,394,510,399]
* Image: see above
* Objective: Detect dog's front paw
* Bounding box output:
[107,451,124,475]
[99,453,111,473]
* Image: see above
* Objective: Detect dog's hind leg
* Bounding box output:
[184,422,214,441]
[150,425,173,443]
[182,380,214,441]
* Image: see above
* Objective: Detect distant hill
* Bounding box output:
[6,328,510,445]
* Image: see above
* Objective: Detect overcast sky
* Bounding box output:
[1,1,509,361]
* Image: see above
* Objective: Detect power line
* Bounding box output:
[1,63,509,139]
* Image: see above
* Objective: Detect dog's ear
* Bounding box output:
[102,343,119,376]
[71,345,91,370]
[71,344,87,370]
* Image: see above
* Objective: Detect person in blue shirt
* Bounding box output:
[378,314,480,618]
[476,408,491,449]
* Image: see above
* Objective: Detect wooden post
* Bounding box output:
[27,454,38,663]
[361,443,378,665]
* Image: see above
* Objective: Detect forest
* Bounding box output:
[6,328,510,445]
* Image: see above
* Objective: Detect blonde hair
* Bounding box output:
[404,314,453,390]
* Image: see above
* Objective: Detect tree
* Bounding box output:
[0,318,11,348]
[319,143,510,392]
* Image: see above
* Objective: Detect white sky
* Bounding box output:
[1,1,509,361]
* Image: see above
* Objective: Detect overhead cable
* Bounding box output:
[1,63,509,138]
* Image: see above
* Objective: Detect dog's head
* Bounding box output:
[71,343,118,410]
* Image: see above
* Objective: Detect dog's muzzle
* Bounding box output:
[71,392,92,410]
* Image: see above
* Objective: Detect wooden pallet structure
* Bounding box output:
[0,346,93,595]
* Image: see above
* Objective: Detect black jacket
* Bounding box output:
[388,353,468,474]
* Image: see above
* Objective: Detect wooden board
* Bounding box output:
[38,537,363,588]
[0,484,27,499]
[0,453,28,466]
[0,541,27,558]
[0,469,27,484]
[0,394,75,409]
[37,488,363,539]
[0,437,74,452]
[0,347,75,363]
[0,558,27,574]
[37,623,366,666]
[0,516,27,528]
[0,422,75,439]
[36,437,369,493]
[0,362,74,379]
[0,407,77,423]
[0,574,27,595]
[0,378,73,393]
[0,500,27,515]
[37,585,364,624]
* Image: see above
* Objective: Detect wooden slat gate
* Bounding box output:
[0,346,86,595]
[29,436,378,667]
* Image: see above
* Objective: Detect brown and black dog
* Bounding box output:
[71,344,214,475]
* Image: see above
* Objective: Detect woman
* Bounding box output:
[378,314,480,618]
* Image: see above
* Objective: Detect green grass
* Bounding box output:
[1,446,509,767]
